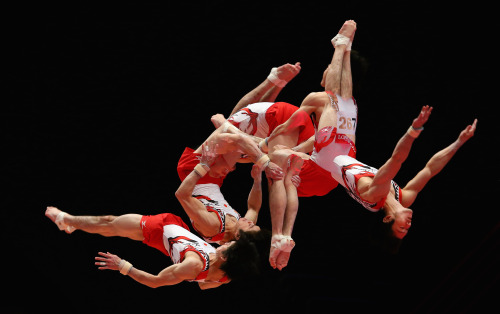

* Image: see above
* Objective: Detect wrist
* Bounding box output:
[194,163,210,177]
[407,125,423,138]
[255,154,270,169]
[118,259,133,275]
[258,137,269,153]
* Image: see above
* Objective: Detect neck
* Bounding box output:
[207,253,225,280]
[382,194,403,215]
[222,215,237,243]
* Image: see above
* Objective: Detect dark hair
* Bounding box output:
[219,228,271,281]
[369,211,403,254]
[350,50,369,96]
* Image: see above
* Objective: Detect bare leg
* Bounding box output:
[325,20,356,93]
[275,154,303,270]
[267,151,304,269]
[340,50,353,100]
[268,176,287,269]
[45,206,144,241]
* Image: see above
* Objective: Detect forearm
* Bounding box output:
[235,133,267,163]
[292,135,315,154]
[390,132,416,164]
[126,265,183,288]
[176,170,202,200]
[425,140,462,176]
[246,180,263,222]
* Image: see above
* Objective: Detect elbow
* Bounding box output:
[175,188,187,202]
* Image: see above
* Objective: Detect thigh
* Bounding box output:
[112,214,144,241]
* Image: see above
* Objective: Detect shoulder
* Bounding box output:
[179,251,205,278]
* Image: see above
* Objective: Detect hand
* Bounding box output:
[95,252,122,271]
[264,161,284,180]
[457,119,477,145]
[211,114,226,128]
[412,105,433,129]
[275,62,301,83]
[290,175,301,188]
[200,140,218,167]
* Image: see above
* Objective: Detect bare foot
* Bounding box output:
[275,62,302,84]
[45,206,75,233]
[275,237,295,270]
[269,234,284,269]
[338,20,356,40]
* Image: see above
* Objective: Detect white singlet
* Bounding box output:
[192,183,241,244]
[162,224,215,282]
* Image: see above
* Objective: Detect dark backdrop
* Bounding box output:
[6,2,497,313]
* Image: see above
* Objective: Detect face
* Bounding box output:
[216,241,234,260]
[390,208,413,239]
[320,65,330,88]
[209,157,236,178]
[236,217,261,233]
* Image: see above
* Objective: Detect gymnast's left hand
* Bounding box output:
[264,162,284,180]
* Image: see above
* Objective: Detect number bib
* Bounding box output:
[327,92,357,135]
[337,110,357,135]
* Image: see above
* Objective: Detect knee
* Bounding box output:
[101,215,118,225]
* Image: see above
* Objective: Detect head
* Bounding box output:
[383,207,413,240]
[370,207,413,254]
[320,64,330,88]
[219,229,271,281]
[208,156,236,178]
[236,217,261,234]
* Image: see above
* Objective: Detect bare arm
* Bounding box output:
[361,106,433,202]
[95,251,203,288]
[175,170,221,235]
[401,119,477,207]
[291,135,315,154]
[244,165,263,223]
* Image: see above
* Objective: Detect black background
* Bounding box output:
[6,2,498,313]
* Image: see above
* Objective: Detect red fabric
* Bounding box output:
[177,147,225,187]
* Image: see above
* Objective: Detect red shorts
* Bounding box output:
[267,102,315,144]
[297,160,339,197]
[177,147,225,186]
[140,213,190,256]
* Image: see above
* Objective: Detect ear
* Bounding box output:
[382,215,394,224]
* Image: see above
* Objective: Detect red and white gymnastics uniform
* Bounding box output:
[228,102,315,145]
[332,155,402,212]
[298,92,358,197]
[140,213,228,283]
[177,147,241,244]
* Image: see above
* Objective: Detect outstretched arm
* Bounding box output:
[401,119,477,207]
[95,251,203,288]
[360,106,433,202]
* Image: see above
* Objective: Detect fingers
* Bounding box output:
[470,119,478,132]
